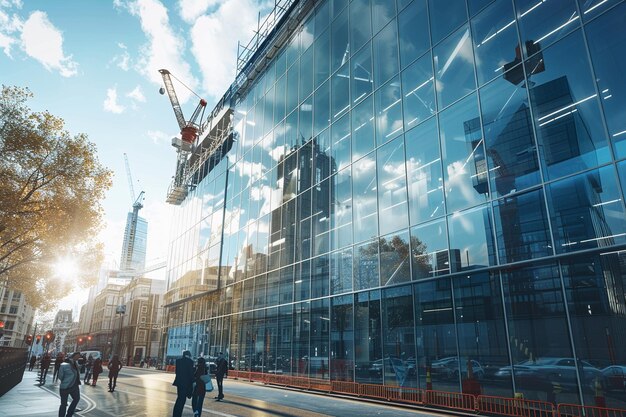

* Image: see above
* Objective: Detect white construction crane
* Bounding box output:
[121,153,145,270]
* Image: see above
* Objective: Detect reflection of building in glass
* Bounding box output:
[161,0,626,409]
[120,213,147,272]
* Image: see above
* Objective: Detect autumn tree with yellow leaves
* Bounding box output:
[0,85,112,309]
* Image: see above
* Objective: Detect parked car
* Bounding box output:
[431,357,485,380]
[495,358,603,391]
[602,365,626,391]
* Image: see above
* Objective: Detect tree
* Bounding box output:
[0,85,112,310]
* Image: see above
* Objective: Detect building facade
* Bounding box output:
[0,287,35,347]
[51,309,73,354]
[163,0,626,408]
[120,213,148,272]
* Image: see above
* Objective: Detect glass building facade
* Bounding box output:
[164,0,626,407]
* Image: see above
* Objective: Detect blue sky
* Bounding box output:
[1,0,269,272]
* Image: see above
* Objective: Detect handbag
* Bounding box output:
[200,374,214,392]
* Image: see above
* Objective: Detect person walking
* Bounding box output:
[28,354,36,371]
[40,353,52,385]
[172,350,194,417]
[108,355,123,392]
[192,357,208,417]
[83,355,94,384]
[53,353,65,382]
[91,357,103,386]
[214,352,228,401]
[58,352,81,417]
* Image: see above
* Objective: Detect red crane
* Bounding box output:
[158,69,207,147]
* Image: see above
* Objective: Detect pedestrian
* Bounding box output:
[28,354,36,371]
[214,352,228,401]
[58,351,81,417]
[172,350,194,417]
[108,355,123,392]
[92,357,103,386]
[192,357,208,417]
[83,355,94,384]
[53,352,65,382]
[40,353,52,384]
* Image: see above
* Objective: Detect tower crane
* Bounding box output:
[159,69,208,204]
[121,153,145,270]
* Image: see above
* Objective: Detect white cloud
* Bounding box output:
[178,0,219,23]
[126,85,146,102]
[20,11,78,77]
[0,9,23,58]
[103,87,125,114]
[0,0,23,8]
[147,129,171,145]
[111,42,131,71]
[190,0,267,100]
[120,0,197,103]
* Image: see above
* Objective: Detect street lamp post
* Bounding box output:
[115,305,126,358]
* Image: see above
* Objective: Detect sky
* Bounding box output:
[1,0,271,311]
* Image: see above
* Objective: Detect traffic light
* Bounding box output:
[87,335,92,342]
[25,334,33,345]
[44,331,55,344]
[77,336,84,345]
[0,320,4,338]
[36,334,42,344]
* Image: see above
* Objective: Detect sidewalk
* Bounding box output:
[0,368,66,416]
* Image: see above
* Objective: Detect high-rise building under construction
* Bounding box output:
[161,0,626,409]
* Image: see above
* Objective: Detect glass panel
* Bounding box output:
[355,290,382,384]
[287,63,299,116]
[331,294,354,381]
[332,63,350,121]
[398,0,429,69]
[300,46,314,103]
[453,272,512,397]
[373,20,400,89]
[402,52,435,131]
[351,42,373,105]
[546,166,626,253]
[350,0,372,55]
[382,285,416,387]
[295,260,311,302]
[502,263,579,405]
[331,7,350,74]
[375,76,404,145]
[410,218,449,280]
[311,254,330,298]
[353,152,379,243]
[471,0,519,86]
[429,0,467,45]
[294,301,310,376]
[332,0,349,18]
[562,252,626,408]
[468,0,493,17]
[479,75,540,197]
[332,114,351,172]
[330,247,353,295]
[434,24,476,110]
[275,74,286,125]
[312,177,331,256]
[330,168,353,250]
[439,93,489,212]
[379,230,411,286]
[354,239,380,291]
[377,135,409,235]
[405,118,444,225]
[315,28,331,88]
[414,279,459,391]
[314,80,330,137]
[515,0,579,51]
[528,31,609,180]
[352,95,376,161]
[493,188,552,264]
[448,204,496,270]
[578,0,620,20]
[310,298,330,379]
[585,4,626,159]
[279,265,294,304]
[371,0,396,35]
[278,305,293,374]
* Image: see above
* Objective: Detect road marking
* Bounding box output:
[113,388,239,417]
[40,384,98,415]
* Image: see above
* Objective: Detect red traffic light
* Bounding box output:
[25,334,33,345]
[87,335,92,342]
[0,320,4,329]
[77,336,84,345]
[36,335,42,344]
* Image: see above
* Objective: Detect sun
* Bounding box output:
[52,257,79,278]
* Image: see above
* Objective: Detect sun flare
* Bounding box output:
[53,257,79,278]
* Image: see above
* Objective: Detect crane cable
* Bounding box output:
[168,71,203,101]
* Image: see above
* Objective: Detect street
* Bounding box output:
[29,367,446,417]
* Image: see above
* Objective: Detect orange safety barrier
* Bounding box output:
[331,381,361,396]
[395,387,425,405]
[426,389,476,411]
[558,404,626,417]
[478,395,555,417]
[360,383,391,400]
[308,378,331,392]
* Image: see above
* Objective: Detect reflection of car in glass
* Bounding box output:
[431,357,484,380]
[368,357,405,376]
[495,358,603,391]
[602,366,626,391]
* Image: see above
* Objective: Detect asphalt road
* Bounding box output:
[38,367,447,417]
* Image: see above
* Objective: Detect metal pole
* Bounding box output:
[27,322,37,360]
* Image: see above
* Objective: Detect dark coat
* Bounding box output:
[173,356,194,391]
[215,357,228,378]
[108,359,123,376]
[193,363,208,396]
[93,359,103,376]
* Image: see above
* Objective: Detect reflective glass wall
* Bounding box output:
[165,0,626,407]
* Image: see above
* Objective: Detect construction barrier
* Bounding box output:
[558,404,626,417]
[331,380,361,396]
[426,389,477,412]
[478,395,556,417]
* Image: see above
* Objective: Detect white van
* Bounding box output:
[81,350,102,360]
